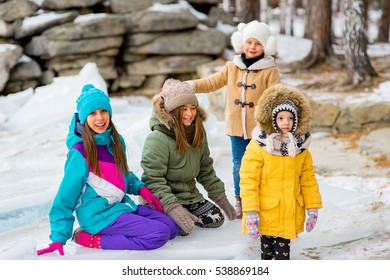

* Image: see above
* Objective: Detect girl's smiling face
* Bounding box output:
[86,109,110,133]
[181,104,197,126]
[243,38,264,58]
[276,111,294,135]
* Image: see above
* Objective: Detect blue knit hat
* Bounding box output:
[76,84,112,124]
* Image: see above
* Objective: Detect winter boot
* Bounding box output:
[72,228,102,249]
[235,195,242,219]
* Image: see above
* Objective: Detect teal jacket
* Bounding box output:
[49,113,144,244]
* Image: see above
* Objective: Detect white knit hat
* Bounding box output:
[231,20,277,56]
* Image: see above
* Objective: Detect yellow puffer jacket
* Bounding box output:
[240,140,322,239]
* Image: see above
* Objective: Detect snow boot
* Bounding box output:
[72,228,102,249]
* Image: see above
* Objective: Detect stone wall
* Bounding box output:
[0,0,232,95]
[1,0,389,133]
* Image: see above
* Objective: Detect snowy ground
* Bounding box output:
[1,15,390,280]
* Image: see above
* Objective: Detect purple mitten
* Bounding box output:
[139,187,163,213]
[37,242,64,256]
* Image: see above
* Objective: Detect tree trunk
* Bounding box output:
[343,0,378,86]
[287,0,296,36]
[377,0,390,42]
[235,0,260,22]
[304,0,314,39]
[280,0,287,34]
[260,0,268,23]
[301,0,333,68]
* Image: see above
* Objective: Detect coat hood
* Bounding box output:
[150,94,207,131]
[232,55,276,71]
[255,83,312,135]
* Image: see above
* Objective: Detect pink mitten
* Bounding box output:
[139,187,163,213]
[246,211,260,239]
[306,208,318,232]
[37,242,64,256]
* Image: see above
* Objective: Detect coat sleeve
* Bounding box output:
[140,132,177,207]
[193,62,229,93]
[239,140,264,212]
[300,150,323,209]
[125,171,145,195]
[196,139,225,198]
[49,149,89,244]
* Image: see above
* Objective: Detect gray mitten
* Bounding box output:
[211,194,237,220]
[164,202,199,235]
[305,208,318,232]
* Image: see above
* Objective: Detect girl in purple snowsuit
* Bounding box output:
[37,84,178,256]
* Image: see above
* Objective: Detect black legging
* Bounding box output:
[260,235,291,260]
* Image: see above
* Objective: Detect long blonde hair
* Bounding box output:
[170,106,206,155]
[81,120,129,177]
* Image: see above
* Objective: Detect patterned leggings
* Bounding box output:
[260,235,291,260]
[179,199,225,235]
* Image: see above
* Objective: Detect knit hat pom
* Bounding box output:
[81,83,95,93]
[231,30,244,53]
[76,84,112,124]
[264,33,277,56]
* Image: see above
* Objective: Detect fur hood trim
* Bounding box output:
[152,94,207,130]
[255,83,312,135]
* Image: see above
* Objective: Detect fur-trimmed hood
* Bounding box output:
[150,94,207,131]
[255,83,312,135]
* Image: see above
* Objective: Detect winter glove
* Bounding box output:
[164,202,199,235]
[305,208,318,232]
[37,242,64,256]
[139,187,163,213]
[210,194,237,220]
[246,211,260,239]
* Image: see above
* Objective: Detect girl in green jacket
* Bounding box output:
[141,79,237,236]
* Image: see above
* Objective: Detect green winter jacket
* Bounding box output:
[141,96,226,207]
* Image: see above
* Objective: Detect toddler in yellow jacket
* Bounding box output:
[239,83,322,260]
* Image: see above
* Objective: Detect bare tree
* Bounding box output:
[280,0,287,34]
[301,0,334,68]
[377,0,390,42]
[235,0,260,22]
[343,0,378,86]
[304,0,314,39]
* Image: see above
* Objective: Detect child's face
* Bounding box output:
[181,104,197,126]
[276,111,294,135]
[86,109,110,134]
[243,38,264,59]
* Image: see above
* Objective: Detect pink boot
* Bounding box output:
[72,228,102,249]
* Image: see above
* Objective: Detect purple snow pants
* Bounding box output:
[99,205,179,250]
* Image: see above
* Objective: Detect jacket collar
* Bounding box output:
[232,54,277,70]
